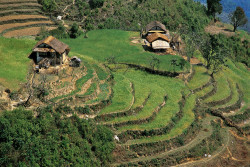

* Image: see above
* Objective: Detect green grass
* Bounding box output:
[93,64,109,80]
[223,60,250,112]
[203,72,231,103]
[0,37,35,90]
[76,82,97,97]
[188,66,210,90]
[212,80,239,109]
[127,94,196,144]
[99,73,133,114]
[117,92,182,132]
[62,29,190,73]
[84,82,110,104]
[195,85,214,98]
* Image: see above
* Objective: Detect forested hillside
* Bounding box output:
[45,0,209,32]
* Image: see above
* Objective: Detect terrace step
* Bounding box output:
[113,117,216,166]
[3,26,56,37]
[104,95,167,128]
[0,0,37,4]
[95,93,150,122]
[0,9,42,17]
[0,3,41,11]
[203,78,233,107]
[0,21,54,34]
[212,83,243,113]
[0,15,49,25]
[116,97,184,143]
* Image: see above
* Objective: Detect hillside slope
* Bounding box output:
[0,0,56,37]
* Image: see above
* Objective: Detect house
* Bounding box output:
[146,32,170,51]
[144,21,169,36]
[29,36,70,66]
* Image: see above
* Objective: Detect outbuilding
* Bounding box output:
[29,36,70,66]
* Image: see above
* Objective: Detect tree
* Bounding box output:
[230,7,248,32]
[207,0,223,22]
[149,56,160,70]
[41,0,56,13]
[70,23,81,38]
[89,0,104,9]
[201,34,228,77]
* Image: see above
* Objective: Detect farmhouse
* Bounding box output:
[29,36,70,66]
[146,33,171,51]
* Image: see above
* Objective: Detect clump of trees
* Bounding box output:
[37,23,82,40]
[0,107,115,166]
[206,0,223,22]
[230,6,248,32]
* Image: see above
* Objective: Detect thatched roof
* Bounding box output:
[33,36,70,54]
[146,33,170,43]
[145,21,167,33]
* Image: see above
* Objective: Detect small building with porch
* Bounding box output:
[146,32,171,52]
[29,36,70,66]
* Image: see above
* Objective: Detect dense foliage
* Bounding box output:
[45,0,209,32]
[207,0,223,21]
[0,107,115,166]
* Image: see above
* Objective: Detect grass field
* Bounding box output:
[62,30,190,73]
[0,37,35,90]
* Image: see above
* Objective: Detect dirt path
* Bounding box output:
[62,0,75,13]
[113,116,216,166]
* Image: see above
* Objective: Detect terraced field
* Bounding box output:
[82,60,248,166]
[0,0,55,37]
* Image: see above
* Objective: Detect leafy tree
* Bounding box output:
[207,0,223,22]
[230,7,248,32]
[40,0,57,13]
[70,23,82,38]
[201,35,228,77]
[89,0,104,9]
[149,56,160,70]
[50,23,69,39]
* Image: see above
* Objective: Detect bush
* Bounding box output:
[89,0,104,9]
[0,108,115,166]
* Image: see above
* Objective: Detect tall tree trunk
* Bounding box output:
[233,25,237,32]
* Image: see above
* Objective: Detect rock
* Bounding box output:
[114,135,119,141]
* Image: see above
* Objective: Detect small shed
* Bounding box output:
[146,33,170,51]
[29,36,70,66]
[144,21,168,36]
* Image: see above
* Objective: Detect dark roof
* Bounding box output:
[145,21,167,33]
[33,36,70,54]
[146,33,170,43]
